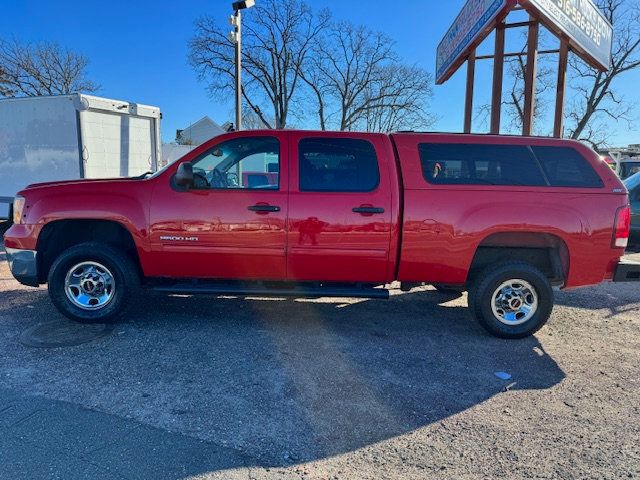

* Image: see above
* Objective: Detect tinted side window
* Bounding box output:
[419,144,546,186]
[299,138,380,192]
[532,146,604,188]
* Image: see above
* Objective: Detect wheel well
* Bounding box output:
[469,233,569,286]
[37,220,142,283]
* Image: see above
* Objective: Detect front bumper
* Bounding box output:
[4,247,39,287]
[613,261,640,282]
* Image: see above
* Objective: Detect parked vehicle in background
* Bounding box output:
[4,131,640,339]
[605,145,640,179]
[0,94,161,219]
[619,160,640,179]
[624,172,640,239]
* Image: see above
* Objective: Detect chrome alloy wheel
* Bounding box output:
[491,279,538,326]
[64,262,115,311]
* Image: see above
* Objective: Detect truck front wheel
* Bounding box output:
[468,262,553,339]
[48,242,139,324]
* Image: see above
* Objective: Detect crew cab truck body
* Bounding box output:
[4,131,639,338]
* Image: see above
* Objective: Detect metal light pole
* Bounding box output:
[230,0,255,132]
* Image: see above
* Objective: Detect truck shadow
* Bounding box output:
[0,287,564,475]
[550,249,640,317]
[555,286,640,319]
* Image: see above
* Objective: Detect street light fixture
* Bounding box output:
[232,0,255,10]
[230,0,255,131]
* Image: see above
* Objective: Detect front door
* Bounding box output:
[148,133,288,280]
[286,132,394,283]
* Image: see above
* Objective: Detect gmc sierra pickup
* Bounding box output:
[4,131,639,338]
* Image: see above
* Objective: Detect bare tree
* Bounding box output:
[361,64,436,132]
[301,22,434,132]
[502,35,556,134]
[242,109,276,130]
[0,39,98,97]
[566,0,640,148]
[189,0,330,129]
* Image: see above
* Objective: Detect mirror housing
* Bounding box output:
[175,162,194,189]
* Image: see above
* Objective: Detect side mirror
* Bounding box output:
[175,162,194,189]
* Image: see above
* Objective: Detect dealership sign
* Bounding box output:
[436,0,613,85]
[436,0,513,84]
[520,0,613,71]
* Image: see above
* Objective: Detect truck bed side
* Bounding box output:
[391,133,628,289]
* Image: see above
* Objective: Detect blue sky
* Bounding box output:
[1,0,638,145]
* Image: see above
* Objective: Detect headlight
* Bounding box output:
[12,196,25,224]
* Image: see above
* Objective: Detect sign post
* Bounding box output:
[522,17,539,136]
[554,40,569,138]
[490,23,506,135]
[464,50,476,133]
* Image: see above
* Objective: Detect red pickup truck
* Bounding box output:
[4,131,639,338]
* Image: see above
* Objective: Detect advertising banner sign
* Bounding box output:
[436,0,514,84]
[521,0,613,70]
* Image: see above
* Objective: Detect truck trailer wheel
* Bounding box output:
[48,242,139,324]
[468,262,553,339]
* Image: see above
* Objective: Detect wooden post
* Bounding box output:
[522,18,539,136]
[491,24,506,135]
[464,50,476,134]
[554,40,569,138]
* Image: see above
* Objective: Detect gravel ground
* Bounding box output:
[0,230,639,479]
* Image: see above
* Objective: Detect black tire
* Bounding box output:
[47,242,139,324]
[468,262,553,339]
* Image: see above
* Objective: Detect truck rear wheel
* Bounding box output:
[48,242,139,324]
[468,262,553,339]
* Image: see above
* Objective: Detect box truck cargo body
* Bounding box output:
[0,94,161,218]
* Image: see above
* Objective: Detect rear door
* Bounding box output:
[80,111,157,178]
[287,132,395,283]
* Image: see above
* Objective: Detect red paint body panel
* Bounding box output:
[392,133,628,288]
[5,179,152,254]
[286,131,400,283]
[147,130,289,280]
[3,130,628,291]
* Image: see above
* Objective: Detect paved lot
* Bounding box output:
[0,229,639,479]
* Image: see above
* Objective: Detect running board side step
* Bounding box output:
[148,283,390,299]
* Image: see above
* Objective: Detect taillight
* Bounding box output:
[613,206,631,248]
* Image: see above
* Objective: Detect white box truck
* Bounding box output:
[0,94,161,219]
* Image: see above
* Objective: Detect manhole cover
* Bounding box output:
[19,320,114,348]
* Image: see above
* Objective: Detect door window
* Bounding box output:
[191,136,280,190]
[299,138,380,192]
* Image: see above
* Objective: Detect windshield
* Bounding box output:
[623,171,640,191]
[145,162,175,180]
[621,162,640,179]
